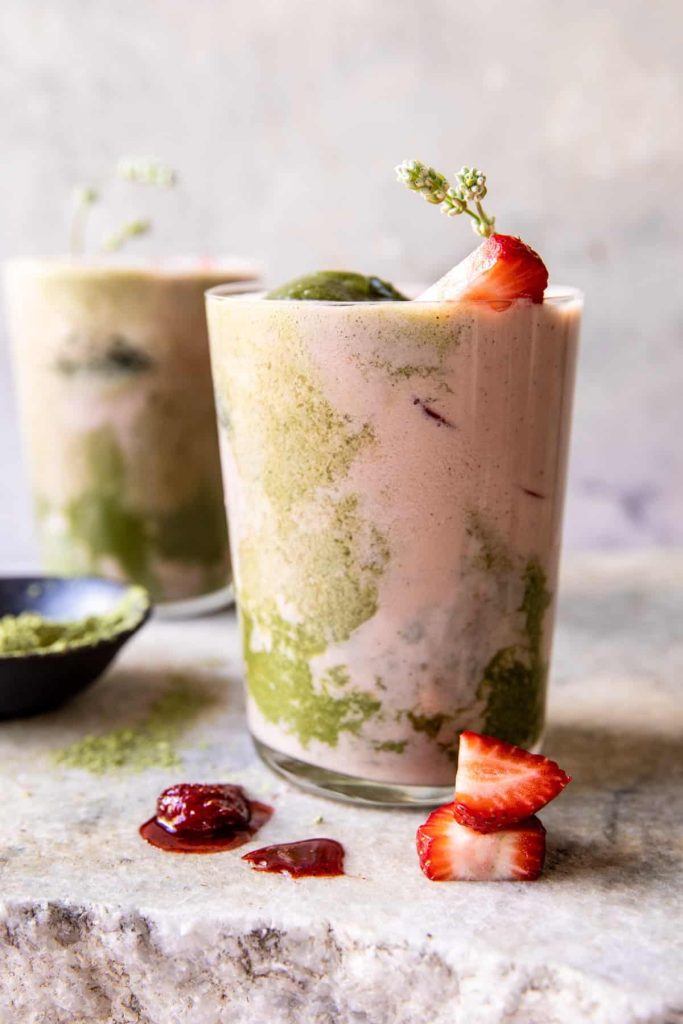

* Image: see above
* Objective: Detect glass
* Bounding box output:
[206,286,582,803]
[4,259,260,614]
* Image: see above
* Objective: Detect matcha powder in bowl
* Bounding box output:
[0,585,149,657]
[0,578,151,717]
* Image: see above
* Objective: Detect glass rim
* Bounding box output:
[205,284,583,306]
[4,255,262,283]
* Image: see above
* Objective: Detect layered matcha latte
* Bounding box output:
[6,259,259,607]
[207,163,581,801]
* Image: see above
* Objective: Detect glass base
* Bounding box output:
[155,583,234,620]
[254,738,454,808]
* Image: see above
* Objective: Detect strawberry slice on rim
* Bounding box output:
[453,731,571,833]
[419,233,548,307]
[416,803,546,881]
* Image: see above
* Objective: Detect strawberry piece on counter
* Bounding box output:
[452,731,571,833]
[417,803,546,881]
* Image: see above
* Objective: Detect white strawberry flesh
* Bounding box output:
[417,803,546,882]
[453,731,571,833]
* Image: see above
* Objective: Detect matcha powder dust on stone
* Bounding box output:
[0,586,149,657]
[53,675,214,774]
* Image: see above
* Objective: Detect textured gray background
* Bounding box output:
[1,0,681,565]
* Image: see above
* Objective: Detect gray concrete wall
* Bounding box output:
[1,0,681,564]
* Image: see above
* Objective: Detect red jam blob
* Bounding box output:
[140,782,273,853]
[242,838,345,878]
[156,783,251,836]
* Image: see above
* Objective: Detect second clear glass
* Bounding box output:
[5,259,260,614]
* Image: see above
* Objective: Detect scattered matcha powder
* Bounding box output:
[0,586,148,657]
[53,675,213,774]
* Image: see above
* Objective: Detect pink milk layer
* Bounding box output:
[207,290,581,787]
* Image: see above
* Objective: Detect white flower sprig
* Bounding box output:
[117,157,178,188]
[395,159,496,237]
[69,157,178,256]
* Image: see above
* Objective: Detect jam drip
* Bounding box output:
[242,838,345,877]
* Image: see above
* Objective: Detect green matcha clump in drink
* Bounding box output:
[37,425,229,602]
[0,586,149,657]
[266,271,407,302]
[478,559,552,748]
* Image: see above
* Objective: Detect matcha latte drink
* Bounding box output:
[207,164,581,803]
[5,259,259,611]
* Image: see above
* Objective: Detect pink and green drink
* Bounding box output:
[207,163,581,803]
[6,260,259,610]
[4,159,260,611]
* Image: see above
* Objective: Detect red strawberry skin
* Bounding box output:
[453,731,571,833]
[418,233,549,307]
[417,803,546,881]
[461,234,548,305]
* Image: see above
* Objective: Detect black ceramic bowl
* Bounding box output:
[0,576,151,719]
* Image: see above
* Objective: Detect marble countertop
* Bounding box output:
[1,552,682,1024]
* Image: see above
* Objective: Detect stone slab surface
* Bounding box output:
[1,553,682,1024]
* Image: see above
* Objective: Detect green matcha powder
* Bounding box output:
[0,585,149,657]
[53,675,213,774]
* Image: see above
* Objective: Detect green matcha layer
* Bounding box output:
[36,425,229,603]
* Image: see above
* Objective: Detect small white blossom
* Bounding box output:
[118,157,177,188]
[397,159,495,237]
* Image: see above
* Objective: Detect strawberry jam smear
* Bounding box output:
[140,782,273,854]
[242,838,345,878]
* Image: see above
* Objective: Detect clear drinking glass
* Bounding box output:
[4,259,260,615]
[206,286,582,803]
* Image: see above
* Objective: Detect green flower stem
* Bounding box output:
[474,199,495,236]
[463,206,482,227]
[69,186,99,257]
[102,218,151,253]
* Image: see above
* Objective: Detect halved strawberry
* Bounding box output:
[453,731,571,833]
[417,803,546,881]
[419,233,548,307]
